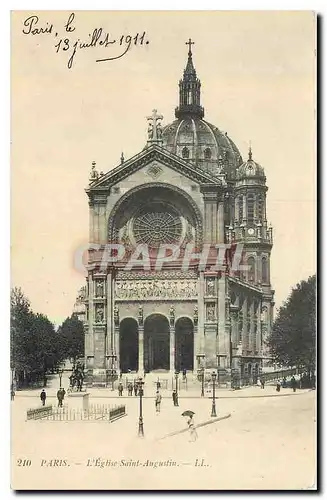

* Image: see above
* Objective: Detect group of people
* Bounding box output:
[39,387,67,407]
[118,379,144,397]
[257,375,298,392]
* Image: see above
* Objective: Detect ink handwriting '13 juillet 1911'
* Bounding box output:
[22,12,150,69]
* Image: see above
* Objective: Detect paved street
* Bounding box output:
[11,373,316,490]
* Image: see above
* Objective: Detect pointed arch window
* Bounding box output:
[247,256,255,282]
[257,195,264,221]
[182,147,190,159]
[247,194,255,224]
[262,257,269,284]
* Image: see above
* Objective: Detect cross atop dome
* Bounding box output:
[186,38,194,55]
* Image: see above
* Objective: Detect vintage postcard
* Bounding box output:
[11,10,317,490]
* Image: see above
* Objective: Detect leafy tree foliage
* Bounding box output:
[11,287,66,387]
[57,314,84,363]
[268,275,316,374]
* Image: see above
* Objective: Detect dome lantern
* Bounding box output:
[175,39,204,120]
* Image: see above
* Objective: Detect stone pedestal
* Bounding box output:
[68,392,90,412]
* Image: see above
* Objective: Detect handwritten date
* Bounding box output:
[22,12,149,69]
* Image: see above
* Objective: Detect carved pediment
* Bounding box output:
[86,145,224,197]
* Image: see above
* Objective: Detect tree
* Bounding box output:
[267,275,316,377]
[11,287,66,387]
[58,315,84,363]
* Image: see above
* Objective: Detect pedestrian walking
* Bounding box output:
[156,379,161,391]
[40,389,46,406]
[127,382,133,396]
[291,376,297,392]
[118,382,123,396]
[282,377,287,388]
[187,414,198,442]
[57,388,64,407]
[260,378,265,389]
[155,391,162,414]
[172,389,178,406]
[276,380,281,392]
[134,380,138,397]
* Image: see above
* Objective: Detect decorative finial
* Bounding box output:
[248,141,253,161]
[121,152,125,164]
[186,38,194,56]
[146,109,163,145]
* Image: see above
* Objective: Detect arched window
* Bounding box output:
[262,257,269,283]
[204,148,212,159]
[247,194,255,223]
[247,256,255,281]
[238,196,244,221]
[257,195,264,221]
[182,147,189,159]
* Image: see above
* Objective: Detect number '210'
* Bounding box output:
[17,459,32,467]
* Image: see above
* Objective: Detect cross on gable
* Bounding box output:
[147,109,163,142]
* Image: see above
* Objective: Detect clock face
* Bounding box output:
[247,228,255,236]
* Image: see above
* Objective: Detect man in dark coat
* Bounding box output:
[40,389,46,406]
[127,382,133,396]
[172,389,178,406]
[118,382,123,396]
[134,380,138,396]
[57,388,65,407]
[291,376,297,392]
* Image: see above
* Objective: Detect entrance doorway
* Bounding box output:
[175,317,194,371]
[144,314,170,372]
[119,318,138,372]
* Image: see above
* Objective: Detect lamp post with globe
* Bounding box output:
[138,378,145,437]
[211,371,217,417]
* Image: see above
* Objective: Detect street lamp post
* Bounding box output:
[211,371,217,417]
[138,377,144,438]
[58,369,64,387]
[175,370,179,406]
[201,367,205,397]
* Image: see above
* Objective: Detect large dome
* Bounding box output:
[155,43,243,180]
[162,117,243,179]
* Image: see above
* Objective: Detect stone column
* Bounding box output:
[230,304,239,368]
[106,272,112,369]
[169,326,175,372]
[217,196,225,243]
[243,194,247,223]
[198,271,205,360]
[138,327,144,374]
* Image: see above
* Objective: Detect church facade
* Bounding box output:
[83,42,274,381]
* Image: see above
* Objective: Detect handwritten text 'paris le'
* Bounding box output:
[22,13,149,69]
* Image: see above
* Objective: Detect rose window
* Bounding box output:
[133,210,182,247]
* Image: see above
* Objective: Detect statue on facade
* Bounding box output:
[96,307,104,323]
[138,305,143,326]
[169,305,175,326]
[96,280,104,297]
[194,305,198,326]
[207,305,215,322]
[114,306,119,326]
[89,161,99,183]
[207,279,215,296]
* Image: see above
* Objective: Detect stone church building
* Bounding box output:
[83,42,274,381]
